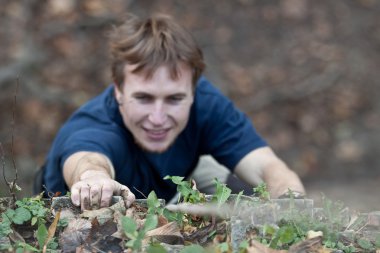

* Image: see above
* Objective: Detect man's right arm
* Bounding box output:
[63,151,135,210]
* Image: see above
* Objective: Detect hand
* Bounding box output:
[70,170,135,211]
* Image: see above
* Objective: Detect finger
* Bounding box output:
[71,183,81,206]
[80,184,91,211]
[120,185,135,207]
[90,184,101,210]
[100,184,113,208]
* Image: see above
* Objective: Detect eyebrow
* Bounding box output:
[131,92,188,97]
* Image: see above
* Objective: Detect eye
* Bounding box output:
[167,95,184,104]
[134,94,153,103]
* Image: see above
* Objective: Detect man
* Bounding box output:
[40,14,305,210]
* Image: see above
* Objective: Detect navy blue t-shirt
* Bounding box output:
[43,77,267,201]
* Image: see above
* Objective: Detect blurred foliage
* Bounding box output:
[0,0,379,209]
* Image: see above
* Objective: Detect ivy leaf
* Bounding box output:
[12,207,31,225]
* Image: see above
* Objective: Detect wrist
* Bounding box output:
[79,170,111,181]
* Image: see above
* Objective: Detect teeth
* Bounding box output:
[148,130,166,134]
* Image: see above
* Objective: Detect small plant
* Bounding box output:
[164,175,205,204]
[211,178,231,208]
[0,194,60,252]
[252,182,270,201]
[122,213,158,252]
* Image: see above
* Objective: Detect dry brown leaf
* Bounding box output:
[8,230,25,243]
[289,236,323,253]
[145,221,184,245]
[43,210,60,253]
[59,218,92,252]
[247,240,288,253]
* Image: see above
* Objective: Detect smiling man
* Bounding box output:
[38,14,305,210]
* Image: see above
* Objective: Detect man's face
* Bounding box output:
[115,64,194,153]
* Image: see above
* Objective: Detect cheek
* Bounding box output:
[169,104,192,121]
[123,103,147,120]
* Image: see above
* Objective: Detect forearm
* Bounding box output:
[63,151,115,188]
[234,147,305,198]
[261,159,305,198]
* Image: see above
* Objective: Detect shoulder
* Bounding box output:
[193,77,232,112]
[195,77,226,98]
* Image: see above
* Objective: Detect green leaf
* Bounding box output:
[278,225,296,244]
[147,191,162,215]
[357,238,373,250]
[142,214,158,233]
[0,213,13,237]
[146,243,167,253]
[36,222,48,249]
[263,224,276,236]
[179,244,206,253]
[213,178,231,207]
[217,242,229,252]
[12,207,32,225]
[16,242,39,252]
[164,175,185,185]
[239,240,249,250]
[31,216,38,226]
[121,216,137,237]
[125,239,136,248]
[58,217,69,228]
[5,209,15,219]
[375,234,380,247]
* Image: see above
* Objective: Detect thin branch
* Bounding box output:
[10,78,19,186]
[1,78,20,206]
[1,143,6,186]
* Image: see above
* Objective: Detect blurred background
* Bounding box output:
[0,0,379,211]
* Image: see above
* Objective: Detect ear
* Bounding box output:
[113,84,123,104]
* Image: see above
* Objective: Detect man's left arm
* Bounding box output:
[233,146,305,198]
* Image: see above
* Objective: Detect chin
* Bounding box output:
[135,139,173,154]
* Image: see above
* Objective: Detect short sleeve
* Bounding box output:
[197,81,267,170]
[59,128,126,170]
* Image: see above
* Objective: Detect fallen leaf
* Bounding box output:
[145,221,184,245]
[247,240,288,253]
[43,210,60,253]
[59,218,92,252]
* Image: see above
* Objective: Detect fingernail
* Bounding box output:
[126,200,131,207]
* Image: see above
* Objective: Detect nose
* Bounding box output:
[148,102,167,126]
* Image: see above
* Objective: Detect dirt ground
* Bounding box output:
[0,1,379,212]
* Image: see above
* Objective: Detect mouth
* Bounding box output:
[143,128,170,141]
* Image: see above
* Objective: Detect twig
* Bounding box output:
[133,186,147,198]
[2,78,20,207]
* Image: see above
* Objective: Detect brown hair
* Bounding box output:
[109,13,206,90]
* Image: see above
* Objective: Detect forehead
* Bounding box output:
[122,63,193,93]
